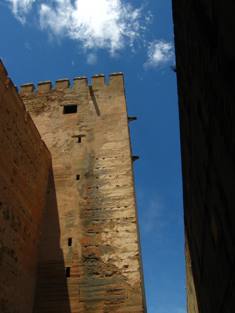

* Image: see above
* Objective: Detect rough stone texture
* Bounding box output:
[185,237,199,313]
[20,74,146,313]
[0,61,51,313]
[172,2,235,313]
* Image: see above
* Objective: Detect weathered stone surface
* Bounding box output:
[172,2,235,313]
[0,61,51,313]
[21,73,146,313]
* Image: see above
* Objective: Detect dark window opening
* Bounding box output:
[63,104,77,114]
[65,267,70,277]
[76,174,80,180]
[72,135,82,143]
[68,238,72,246]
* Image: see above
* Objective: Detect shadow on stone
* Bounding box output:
[33,168,71,313]
[89,86,101,116]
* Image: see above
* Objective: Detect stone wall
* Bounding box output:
[20,74,146,313]
[185,237,199,313]
[172,1,235,313]
[0,61,51,313]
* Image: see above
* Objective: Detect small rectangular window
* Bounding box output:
[65,267,70,277]
[76,175,80,180]
[72,135,83,143]
[63,104,77,114]
[68,238,72,246]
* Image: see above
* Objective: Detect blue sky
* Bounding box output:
[0,1,185,312]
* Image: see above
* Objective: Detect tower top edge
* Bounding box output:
[19,72,125,95]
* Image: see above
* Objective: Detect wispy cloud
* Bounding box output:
[6,0,35,23]
[39,0,144,55]
[141,196,166,235]
[5,0,151,57]
[6,0,166,63]
[145,40,174,69]
[86,53,97,65]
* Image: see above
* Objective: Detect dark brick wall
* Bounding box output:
[172,1,235,313]
[0,61,51,313]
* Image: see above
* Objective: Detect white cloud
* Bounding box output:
[5,0,149,56]
[7,0,35,23]
[145,40,174,68]
[39,0,143,54]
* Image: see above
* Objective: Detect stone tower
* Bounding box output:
[19,73,146,313]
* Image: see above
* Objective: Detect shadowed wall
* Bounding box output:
[33,170,71,313]
[172,2,235,313]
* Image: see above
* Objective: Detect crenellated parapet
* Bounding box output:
[19,72,124,95]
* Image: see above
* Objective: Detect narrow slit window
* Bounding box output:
[77,136,82,143]
[65,267,70,277]
[63,104,77,114]
[76,175,80,180]
[68,238,72,246]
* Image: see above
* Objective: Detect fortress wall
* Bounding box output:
[172,2,235,313]
[20,73,146,313]
[0,61,51,313]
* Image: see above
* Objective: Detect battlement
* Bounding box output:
[19,72,124,95]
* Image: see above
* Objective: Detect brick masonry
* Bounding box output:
[172,1,235,313]
[20,73,146,313]
[0,61,51,313]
